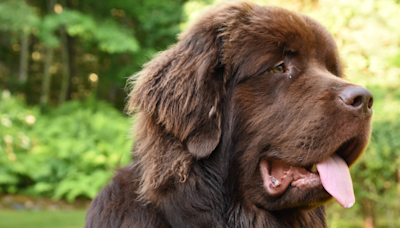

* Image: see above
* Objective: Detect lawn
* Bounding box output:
[0,208,359,228]
[0,210,86,228]
[0,206,398,228]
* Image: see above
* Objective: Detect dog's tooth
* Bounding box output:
[271,176,280,186]
[311,164,317,173]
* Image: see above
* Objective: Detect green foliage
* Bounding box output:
[0,90,39,188]
[38,9,139,52]
[0,0,188,107]
[0,0,40,34]
[0,91,132,201]
[0,0,140,52]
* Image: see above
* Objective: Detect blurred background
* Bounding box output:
[0,0,399,227]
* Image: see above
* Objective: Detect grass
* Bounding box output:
[0,210,86,228]
[0,206,398,228]
[0,208,365,228]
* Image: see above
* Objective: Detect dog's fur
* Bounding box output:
[85,2,373,227]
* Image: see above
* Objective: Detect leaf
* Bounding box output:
[0,0,40,34]
[38,9,140,52]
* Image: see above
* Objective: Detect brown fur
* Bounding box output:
[85,2,372,228]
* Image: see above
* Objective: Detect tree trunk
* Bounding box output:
[40,47,54,112]
[108,83,118,103]
[58,27,70,105]
[18,34,29,83]
[66,35,75,100]
[40,0,56,112]
[361,198,376,228]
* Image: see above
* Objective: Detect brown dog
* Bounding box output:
[85,2,373,227]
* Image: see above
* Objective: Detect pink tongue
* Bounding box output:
[316,154,355,208]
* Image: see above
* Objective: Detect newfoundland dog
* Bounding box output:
[85,2,373,227]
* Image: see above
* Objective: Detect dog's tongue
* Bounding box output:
[316,154,355,208]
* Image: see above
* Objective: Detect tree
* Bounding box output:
[0,0,40,84]
[0,0,188,109]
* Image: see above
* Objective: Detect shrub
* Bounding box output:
[0,91,132,201]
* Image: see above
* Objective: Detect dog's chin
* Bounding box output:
[257,182,333,211]
[248,180,332,211]
[276,184,332,210]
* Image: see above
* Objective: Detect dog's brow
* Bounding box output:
[282,46,286,58]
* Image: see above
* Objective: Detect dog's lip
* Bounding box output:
[260,158,322,197]
[260,136,361,197]
[333,136,360,166]
[263,136,359,172]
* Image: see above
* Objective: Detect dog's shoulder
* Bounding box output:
[85,164,171,228]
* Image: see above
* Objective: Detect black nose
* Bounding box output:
[339,86,373,118]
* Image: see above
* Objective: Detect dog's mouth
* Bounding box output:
[260,137,360,208]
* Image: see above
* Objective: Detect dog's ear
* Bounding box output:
[127,12,226,159]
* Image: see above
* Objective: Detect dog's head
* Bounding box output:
[127,2,373,211]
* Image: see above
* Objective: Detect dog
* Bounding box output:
[85,2,373,227]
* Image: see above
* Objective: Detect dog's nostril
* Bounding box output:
[339,86,373,117]
[367,96,374,109]
[351,96,363,108]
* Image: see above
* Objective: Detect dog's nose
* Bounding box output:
[339,86,373,118]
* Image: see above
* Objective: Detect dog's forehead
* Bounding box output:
[229,6,343,78]
[255,7,338,53]
[300,15,343,76]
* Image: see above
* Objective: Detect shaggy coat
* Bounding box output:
[85,2,373,228]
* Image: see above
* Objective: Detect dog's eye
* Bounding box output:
[270,64,285,74]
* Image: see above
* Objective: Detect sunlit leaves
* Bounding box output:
[0,0,40,34]
[0,92,132,200]
[38,9,139,53]
[0,1,140,53]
